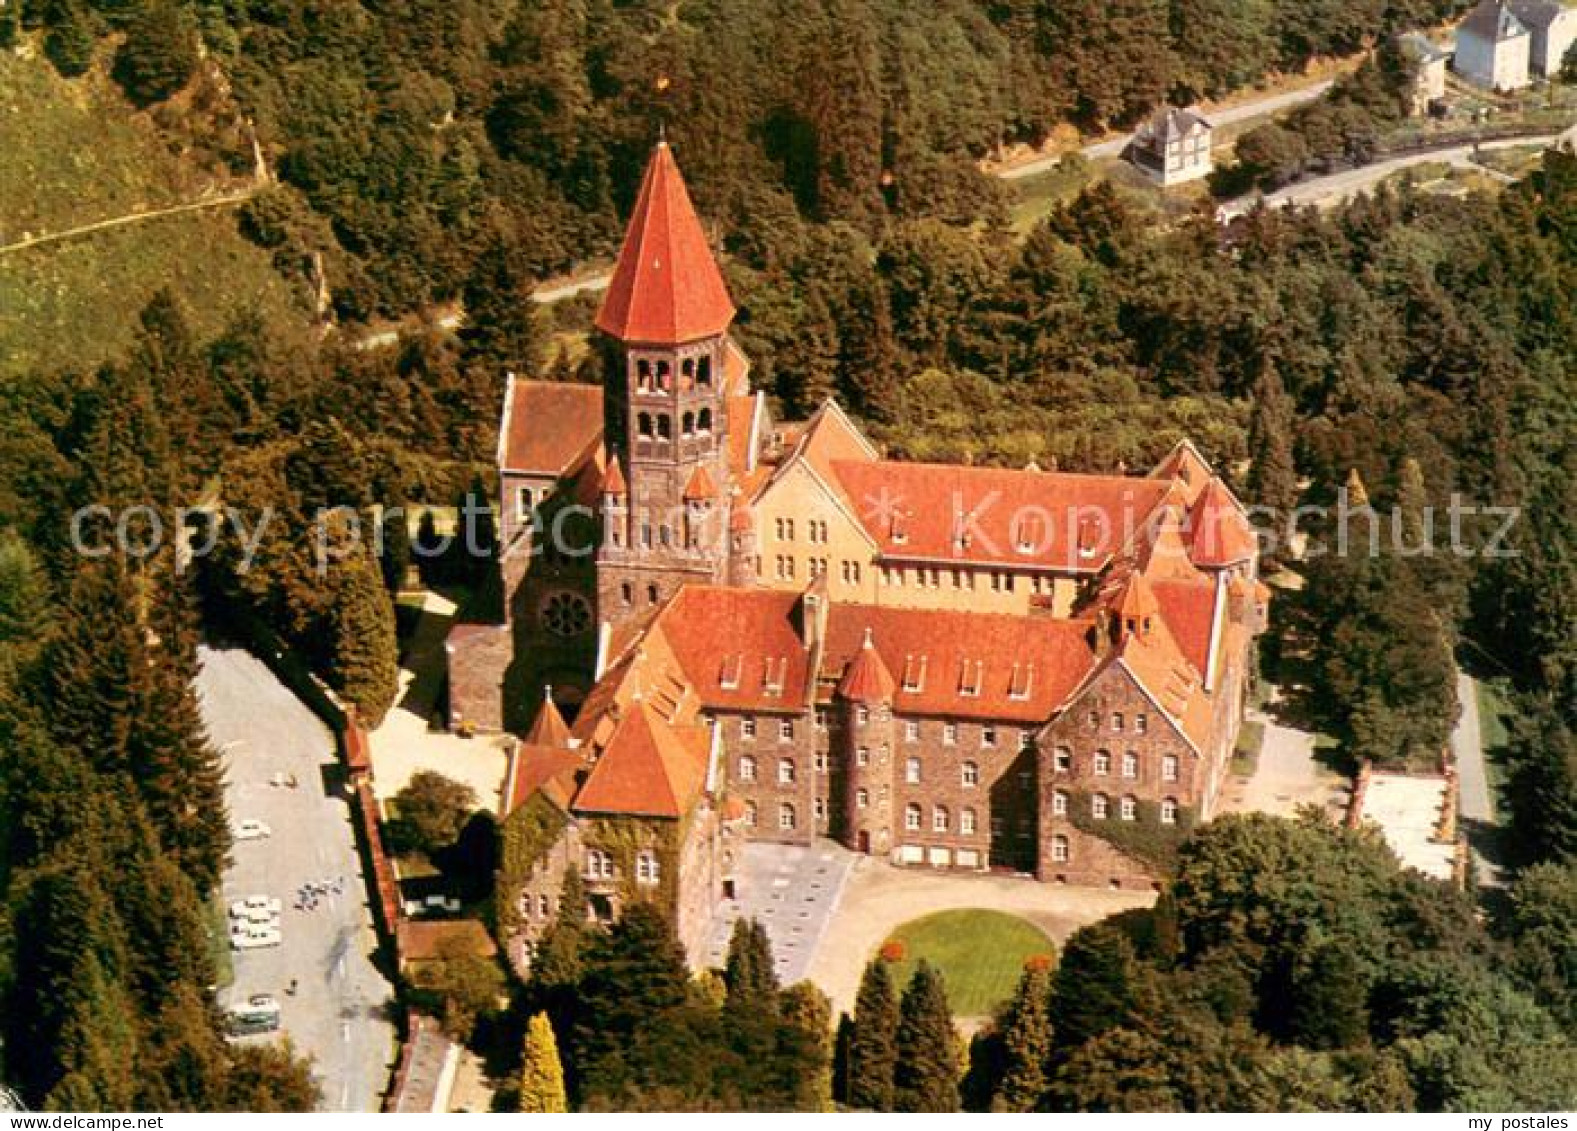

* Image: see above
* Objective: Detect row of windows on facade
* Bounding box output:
[1053,747,1180,781]
[737,747,1179,786]
[611,517,705,556]
[581,848,662,883]
[771,555,862,584]
[879,565,1062,594]
[634,407,714,441]
[772,518,832,543]
[633,354,713,393]
[1053,792,1183,823]
[736,714,1034,747]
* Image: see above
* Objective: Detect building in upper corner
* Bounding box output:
[1508,0,1577,76]
[1455,0,1534,89]
[450,140,1268,973]
[1125,106,1214,187]
[1399,33,1451,115]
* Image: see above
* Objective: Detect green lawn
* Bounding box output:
[880,909,1055,1017]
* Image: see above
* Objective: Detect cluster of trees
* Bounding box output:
[13,0,1472,323]
[0,319,317,1109]
[506,889,832,1110]
[958,815,1577,1111]
[836,957,965,1111]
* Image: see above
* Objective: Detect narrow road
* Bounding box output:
[1218,133,1561,219]
[0,188,257,256]
[1451,670,1504,888]
[997,80,1336,180]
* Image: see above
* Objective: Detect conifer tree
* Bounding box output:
[724,918,779,1013]
[893,961,960,1112]
[571,903,690,1080]
[1247,363,1299,519]
[519,1012,569,1113]
[993,964,1053,1111]
[780,982,834,1111]
[327,551,399,725]
[846,958,899,1110]
[45,1,96,79]
[1052,925,1143,1051]
[112,0,200,107]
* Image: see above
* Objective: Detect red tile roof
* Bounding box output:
[601,456,627,497]
[656,587,812,712]
[837,628,897,702]
[821,604,1098,723]
[1188,478,1256,568]
[594,143,736,344]
[504,743,583,814]
[500,380,603,476]
[683,465,718,501]
[524,691,571,747]
[573,700,710,818]
[1151,577,1218,678]
[828,460,1172,573]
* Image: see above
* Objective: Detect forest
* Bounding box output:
[0,0,1574,1112]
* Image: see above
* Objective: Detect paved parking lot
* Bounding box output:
[705,841,857,984]
[198,645,396,1112]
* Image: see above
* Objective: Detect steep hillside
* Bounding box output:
[0,44,308,379]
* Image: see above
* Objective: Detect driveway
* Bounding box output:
[198,645,396,1112]
[806,857,1150,1015]
[1452,671,1504,887]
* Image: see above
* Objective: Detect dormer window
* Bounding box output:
[718,654,743,691]
[1014,515,1046,554]
[890,510,908,544]
[763,657,787,697]
[901,655,927,694]
[958,660,983,698]
[1008,662,1034,701]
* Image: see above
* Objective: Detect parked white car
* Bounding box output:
[229,896,283,920]
[235,819,272,840]
[229,926,282,950]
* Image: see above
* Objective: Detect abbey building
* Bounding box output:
[444,141,1267,971]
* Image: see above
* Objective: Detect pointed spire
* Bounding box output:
[1188,477,1256,569]
[594,142,736,344]
[682,464,717,502]
[525,685,571,747]
[602,456,627,497]
[838,628,897,703]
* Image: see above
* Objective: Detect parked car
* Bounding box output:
[229,926,282,950]
[235,819,272,840]
[229,896,283,919]
[226,995,282,1035]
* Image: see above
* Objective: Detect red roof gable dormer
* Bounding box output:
[594,142,736,345]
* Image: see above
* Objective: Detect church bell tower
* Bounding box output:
[593,141,737,630]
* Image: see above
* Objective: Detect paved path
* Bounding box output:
[998,80,1336,179]
[198,644,396,1112]
[1452,670,1505,887]
[1218,133,1563,219]
[1221,710,1348,819]
[805,857,1150,1015]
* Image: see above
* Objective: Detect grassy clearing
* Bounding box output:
[1475,678,1516,813]
[1009,156,1096,234]
[881,909,1054,1017]
[0,49,305,379]
[1232,718,1267,777]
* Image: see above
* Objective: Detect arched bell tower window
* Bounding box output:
[636,359,652,393]
[656,415,672,440]
[698,407,713,433]
[656,360,672,391]
[681,358,695,389]
[682,411,695,436]
[697,356,713,387]
[637,413,654,438]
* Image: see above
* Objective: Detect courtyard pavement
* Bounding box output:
[794,846,1151,1016]
[370,593,512,812]
[198,644,396,1112]
[705,840,858,985]
[1220,705,1348,820]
